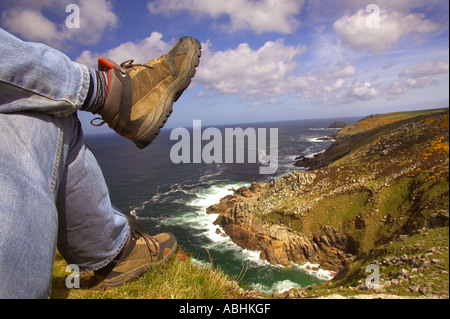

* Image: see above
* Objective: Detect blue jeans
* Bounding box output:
[0,29,130,298]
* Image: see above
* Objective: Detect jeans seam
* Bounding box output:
[50,118,64,195]
[76,63,91,110]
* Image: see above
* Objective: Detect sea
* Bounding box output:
[85,116,359,293]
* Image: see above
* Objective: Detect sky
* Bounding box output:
[1,0,449,135]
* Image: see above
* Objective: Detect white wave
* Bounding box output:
[238,248,281,268]
[306,136,334,143]
[194,183,248,244]
[250,262,335,294]
[163,182,248,243]
[240,249,263,264]
[128,183,199,219]
[199,168,224,183]
[278,154,298,165]
[308,128,339,131]
[258,280,303,294]
[187,183,242,209]
[307,150,326,159]
[129,200,152,219]
[294,262,336,281]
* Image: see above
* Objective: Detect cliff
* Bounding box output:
[207,108,449,297]
[209,178,358,271]
[295,108,449,170]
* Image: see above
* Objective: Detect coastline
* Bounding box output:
[206,108,449,298]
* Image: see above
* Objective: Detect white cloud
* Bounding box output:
[321,65,356,80]
[76,32,173,68]
[1,8,63,46]
[405,77,439,88]
[399,59,449,78]
[345,81,379,101]
[147,0,304,34]
[0,0,118,48]
[70,0,118,44]
[387,59,448,99]
[193,36,362,104]
[387,77,440,100]
[290,65,356,99]
[387,59,449,99]
[79,29,445,109]
[196,39,307,98]
[334,9,440,53]
[324,78,346,92]
[387,81,409,98]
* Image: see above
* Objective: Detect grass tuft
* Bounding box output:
[50,248,246,299]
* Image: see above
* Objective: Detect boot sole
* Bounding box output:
[133,38,202,149]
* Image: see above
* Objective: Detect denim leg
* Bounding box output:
[0,28,90,116]
[0,29,129,298]
[56,119,129,273]
[0,112,128,298]
[0,111,64,298]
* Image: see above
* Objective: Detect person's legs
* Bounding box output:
[0,112,60,298]
[49,106,175,289]
[56,119,129,273]
[0,111,129,298]
[0,29,128,298]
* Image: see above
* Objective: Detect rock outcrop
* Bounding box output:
[210,175,358,271]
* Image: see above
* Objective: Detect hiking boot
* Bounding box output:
[94,219,178,287]
[96,36,201,149]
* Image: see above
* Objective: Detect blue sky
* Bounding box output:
[1,0,448,135]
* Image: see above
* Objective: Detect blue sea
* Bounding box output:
[85,117,358,293]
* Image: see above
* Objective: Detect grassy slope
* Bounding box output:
[297,108,448,169]
[336,108,447,137]
[51,249,246,299]
[260,109,449,298]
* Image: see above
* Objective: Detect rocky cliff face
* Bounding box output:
[207,110,449,277]
[210,176,357,271]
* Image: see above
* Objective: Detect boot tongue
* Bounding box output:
[115,235,137,262]
[146,56,165,67]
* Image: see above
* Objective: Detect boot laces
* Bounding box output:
[120,59,154,71]
[127,216,160,258]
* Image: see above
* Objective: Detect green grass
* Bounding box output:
[377,176,412,216]
[304,108,449,170]
[336,108,449,137]
[50,249,246,299]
